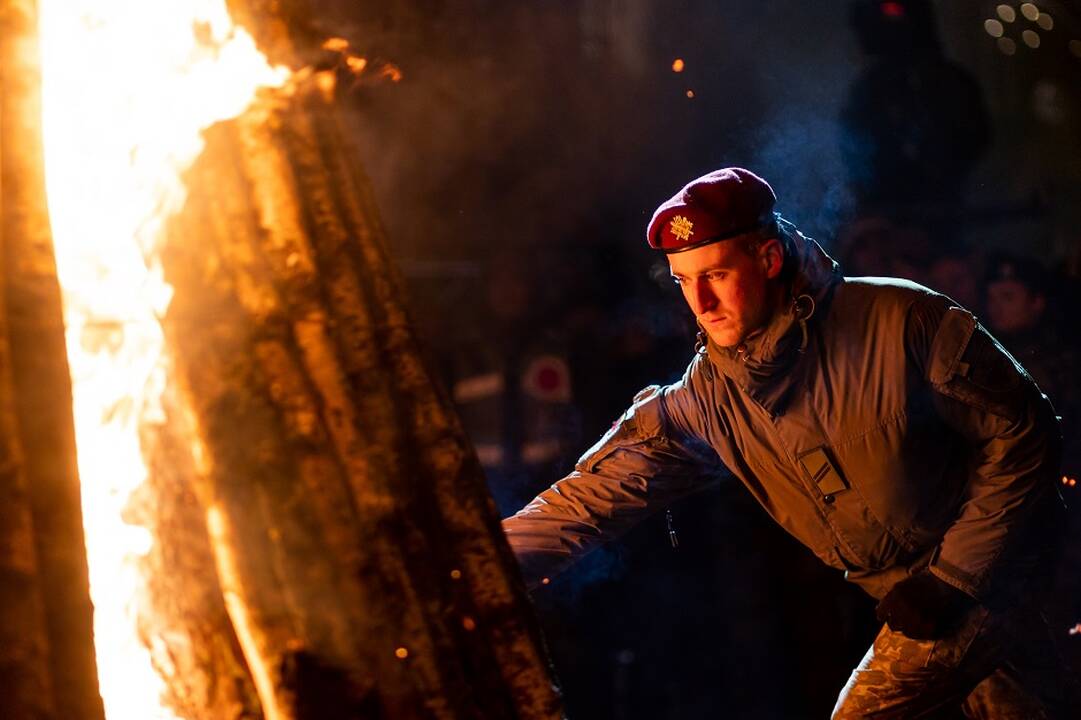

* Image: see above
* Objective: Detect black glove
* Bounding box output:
[875,571,975,640]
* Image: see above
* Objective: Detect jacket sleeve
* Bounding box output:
[911,300,1062,600]
[501,360,726,587]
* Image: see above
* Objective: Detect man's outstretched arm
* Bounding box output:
[502,374,726,587]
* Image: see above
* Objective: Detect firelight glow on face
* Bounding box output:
[668,239,779,348]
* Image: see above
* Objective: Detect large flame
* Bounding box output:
[38,1,288,717]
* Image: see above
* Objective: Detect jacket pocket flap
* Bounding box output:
[928,307,976,385]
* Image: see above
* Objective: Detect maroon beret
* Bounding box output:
[647,167,777,253]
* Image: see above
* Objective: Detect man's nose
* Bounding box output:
[688,279,717,315]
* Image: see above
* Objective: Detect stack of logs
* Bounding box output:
[0,0,563,717]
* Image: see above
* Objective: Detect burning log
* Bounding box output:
[158,70,562,719]
[133,407,264,719]
[147,10,563,719]
[0,1,105,718]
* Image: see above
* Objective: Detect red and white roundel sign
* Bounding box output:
[521,354,571,402]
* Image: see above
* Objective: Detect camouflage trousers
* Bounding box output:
[833,600,1074,719]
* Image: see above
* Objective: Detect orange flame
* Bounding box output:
[346,55,369,74]
[38,1,289,717]
[322,36,350,52]
[381,63,404,83]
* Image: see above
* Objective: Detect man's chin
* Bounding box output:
[704,327,740,348]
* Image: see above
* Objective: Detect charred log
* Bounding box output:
[0,1,105,718]
[159,70,562,719]
[132,401,264,720]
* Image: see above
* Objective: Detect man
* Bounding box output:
[502,168,1070,717]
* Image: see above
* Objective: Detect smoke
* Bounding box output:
[748,111,856,248]
[541,544,629,603]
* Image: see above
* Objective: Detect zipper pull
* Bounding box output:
[666,508,679,549]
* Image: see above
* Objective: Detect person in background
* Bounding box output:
[841,0,989,213]
[984,253,1078,462]
[984,253,1081,666]
[928,245,982,314]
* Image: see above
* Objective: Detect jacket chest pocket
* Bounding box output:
[828,397,964,559]
[798,442,913,570]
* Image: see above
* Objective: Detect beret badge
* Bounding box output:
[669,215,695,242]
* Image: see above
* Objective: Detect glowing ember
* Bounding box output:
[346,55,370,74]
[38,1,288,718]
[672,58,686,73]
[323,36,350,52]
[381,65,405,83]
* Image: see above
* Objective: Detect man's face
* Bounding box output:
[929,256,979,311]
[986,279,1045,335]
[668,237,783,348]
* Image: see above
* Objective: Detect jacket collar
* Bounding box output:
[704,228,843,416]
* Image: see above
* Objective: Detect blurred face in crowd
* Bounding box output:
[986,279,1046,335]
[487,251,534,322]
[668,234,785,348]
[929,255,980,311]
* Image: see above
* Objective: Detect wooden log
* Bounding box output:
[293,84,564,717]
[163,106,400,718]
[0,231,55,718]
[132,397,264,720]
[0,1,105,718]
[158,68,562,719]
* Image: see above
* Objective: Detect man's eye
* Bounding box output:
[707,272,727,281]
[672,277,685,286]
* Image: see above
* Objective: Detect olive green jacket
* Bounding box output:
[502,231,1063,601]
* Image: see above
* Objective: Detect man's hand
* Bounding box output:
[875,571,976,640]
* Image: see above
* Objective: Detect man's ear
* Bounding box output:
[760,237,784,279]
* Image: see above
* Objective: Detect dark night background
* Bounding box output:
[307,1,1080,717]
